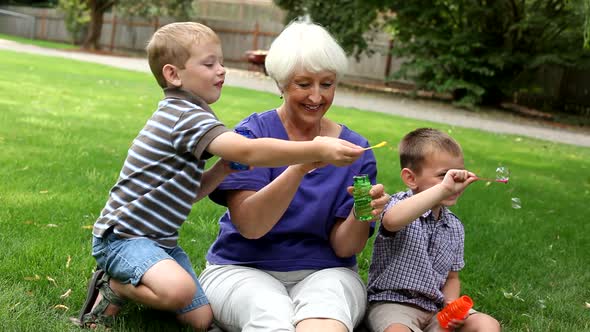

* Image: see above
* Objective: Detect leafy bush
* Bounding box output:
[57,0,90,44]
[275,0,590,108]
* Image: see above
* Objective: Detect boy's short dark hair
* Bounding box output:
[146,22,220,88]
[398,128,463,173]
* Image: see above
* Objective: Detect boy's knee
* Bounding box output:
[466,313,501,332]
[483,315,501,331]
[178,304,213,331]
[159,280,197,310]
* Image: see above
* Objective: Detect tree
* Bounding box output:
[57,0,90,44]
[76,0,193,50]
[274,0,590,107]
[82,0,114,50]
[581,0,590,49]
[273,0,383,57]
[115,0,192,20]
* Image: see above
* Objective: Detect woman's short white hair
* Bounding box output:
[265,21,348,90]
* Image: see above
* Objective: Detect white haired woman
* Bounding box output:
[199,21,389,332]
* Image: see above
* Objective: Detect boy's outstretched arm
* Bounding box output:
[206,132,363,168]
[381,184,450,232]
[382,169,477,232]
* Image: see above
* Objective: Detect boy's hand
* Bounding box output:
[440,298,468,331]
[312,136,363,166]
[446,316,467,330]
[441,169,477,196]
[369,184,390,218]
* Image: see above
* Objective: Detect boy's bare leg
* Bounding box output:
[87,259,196,328]
[113,259,196,309]
[460,313,501,332]
[177,304,214,331]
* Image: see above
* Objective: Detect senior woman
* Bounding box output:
[199,21,389,332]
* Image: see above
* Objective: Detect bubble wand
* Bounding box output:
[476,166,510,184]
[476,177,509,183]
[363,141,387,151]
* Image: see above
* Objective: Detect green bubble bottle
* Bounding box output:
[353,174,373,221]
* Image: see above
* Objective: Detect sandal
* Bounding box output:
[70,269,127,328]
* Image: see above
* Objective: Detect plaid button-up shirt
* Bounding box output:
[367,190,465,312]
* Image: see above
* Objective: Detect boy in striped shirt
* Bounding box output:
[73,22,363,330]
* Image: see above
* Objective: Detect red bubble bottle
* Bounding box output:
[437,295,473,329]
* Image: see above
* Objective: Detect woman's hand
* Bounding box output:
[347,183,390,220]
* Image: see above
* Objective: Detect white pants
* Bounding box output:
[199,264,367,332]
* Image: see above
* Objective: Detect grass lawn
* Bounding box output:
[0,33,79,50]
[0,49,589,332]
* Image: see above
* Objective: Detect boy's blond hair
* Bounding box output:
[399,128,463,174]
[146,22,220,88]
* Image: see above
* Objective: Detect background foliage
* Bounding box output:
[57,0,90,44]
[274,0,590,108]
[51,0,194,49]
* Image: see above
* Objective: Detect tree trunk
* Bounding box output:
[83,0,114,50]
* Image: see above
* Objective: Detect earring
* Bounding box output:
[279,93,283,99]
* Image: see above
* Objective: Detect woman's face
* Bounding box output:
[282,69,337,124]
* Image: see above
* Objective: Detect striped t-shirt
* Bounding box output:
[92,88,229,248]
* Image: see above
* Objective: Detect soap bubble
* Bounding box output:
[511,197,522,209]
[496,166,510,182]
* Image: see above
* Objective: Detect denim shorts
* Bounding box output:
[92,231,209,314]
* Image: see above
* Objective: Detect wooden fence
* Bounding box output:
[1,4,587,114]
[0,5,398,82]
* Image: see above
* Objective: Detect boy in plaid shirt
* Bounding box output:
[366,128,500,332]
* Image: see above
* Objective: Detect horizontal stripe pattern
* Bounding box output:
[93,90,226,248]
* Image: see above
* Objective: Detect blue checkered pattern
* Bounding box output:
[367,190,465,312]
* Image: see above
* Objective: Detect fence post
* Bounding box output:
[153,17,159,32]
[109,12,117,52]
[384,38,394,81]
[31,15,37,39]
[252,22,259,50]
[40,9,47,40]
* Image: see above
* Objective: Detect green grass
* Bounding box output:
[0,49,589,332]
[0,33,78,50]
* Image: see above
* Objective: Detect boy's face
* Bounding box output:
[177,40,225,104]
[412,151,465,207]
